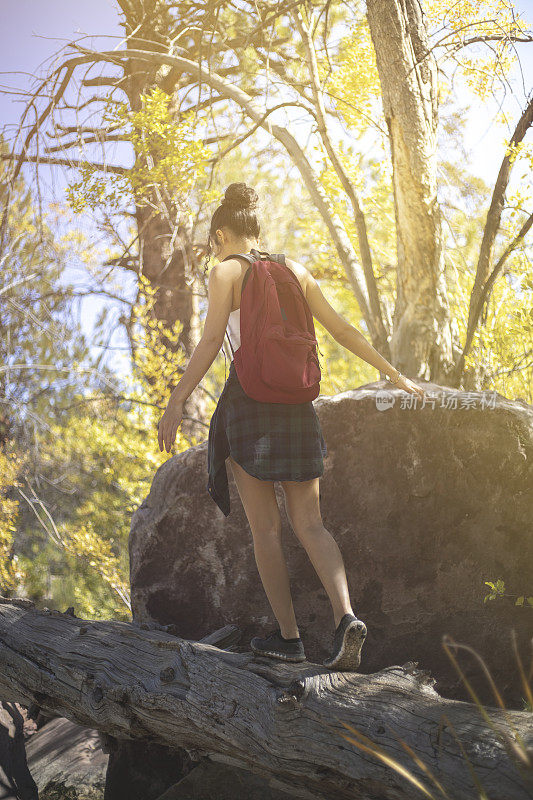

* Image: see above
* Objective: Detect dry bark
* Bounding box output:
[0,597,531,800]
[366,0,459,385]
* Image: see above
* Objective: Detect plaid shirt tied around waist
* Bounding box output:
[206,360,327,516]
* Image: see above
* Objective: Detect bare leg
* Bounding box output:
[280,476,354,628]
[227,456,300,639]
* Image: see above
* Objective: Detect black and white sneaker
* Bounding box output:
[323,613,367,671]
[250,627,306,662]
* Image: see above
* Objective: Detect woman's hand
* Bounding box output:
[394,373,426,401]
[157,399,184,453]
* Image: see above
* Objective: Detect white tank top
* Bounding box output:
[226,308,240,351]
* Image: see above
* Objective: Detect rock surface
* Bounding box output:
[25,717,107,799]
[130,380,533,707]
[154,758,314,799]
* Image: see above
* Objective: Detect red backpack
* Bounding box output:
[222,248,322,403]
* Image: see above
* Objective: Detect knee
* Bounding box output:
[287,513,325,543]
[249,516,282,544]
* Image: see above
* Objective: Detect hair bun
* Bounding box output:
[222,182,258,210]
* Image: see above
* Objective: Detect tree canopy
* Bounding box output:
[0,0,531,616]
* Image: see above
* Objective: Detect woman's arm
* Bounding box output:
[157,260,237,452]
[302,264,425,399]
[168,261,236,405]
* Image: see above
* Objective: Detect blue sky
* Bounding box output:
[0,0,532,377]
[0,0,132,375]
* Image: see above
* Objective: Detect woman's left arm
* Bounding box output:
[157,262,234,453]
[346,329,426,399]
[304,267,426,400]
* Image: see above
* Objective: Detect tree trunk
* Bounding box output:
[366,0,462,386]
[120,1,211,440]
[0,597,531,800]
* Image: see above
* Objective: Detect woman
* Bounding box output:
[158,182,425,670]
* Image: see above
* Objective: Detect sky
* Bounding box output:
[0,0,532,378]
[0,0,132,376]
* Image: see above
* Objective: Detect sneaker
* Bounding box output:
[322,613,367,671]
[250,627,306,662]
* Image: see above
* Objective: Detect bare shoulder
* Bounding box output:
[208,257,242,294]
[211,257,243,280]
[284,256,311,296]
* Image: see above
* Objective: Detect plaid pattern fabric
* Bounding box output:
[206,360,327,516]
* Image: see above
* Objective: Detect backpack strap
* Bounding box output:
[221,250,286,359]
[249,248,286,266]
[222,249,286,266]
[234,250,286,296]
[225,329,235,358]
[221,252,256,265]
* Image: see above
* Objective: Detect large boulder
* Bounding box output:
[130,380,533,708]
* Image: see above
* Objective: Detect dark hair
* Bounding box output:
[204,183,260,272]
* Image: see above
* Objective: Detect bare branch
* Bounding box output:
[469,208,533,343]
[49,123,122,135]
[44,134,127,153]
[293,7,388,347]
[0,273,39,296]
[461,95,533,364]
[0,152,128,174]
[81,76,128,88]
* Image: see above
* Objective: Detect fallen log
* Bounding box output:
[0,597,531,800]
